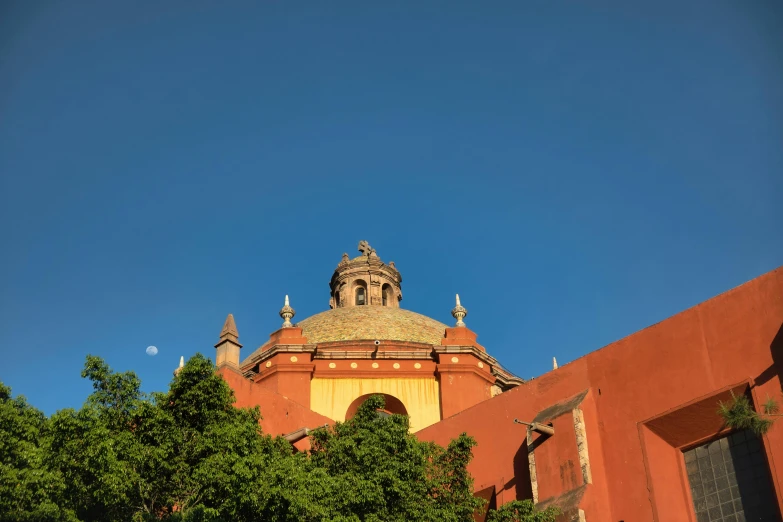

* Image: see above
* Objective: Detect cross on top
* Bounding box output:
[358,240,376,256]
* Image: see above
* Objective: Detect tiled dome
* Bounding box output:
[296,306,448,345]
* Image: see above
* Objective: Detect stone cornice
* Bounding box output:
[215,337,243,349]
[241,344,317,370]
[492,369,525,389]
[433,345,524,390]
[436,363,497,385]
[316,339,433,350]
[434,344,494,360]
[253,363,315,382]
[312,369,436,379]
[239,338,523,390]
[331,265,401,284]
[315,350,434,360]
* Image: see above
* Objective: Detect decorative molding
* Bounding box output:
[241,344,317,370]
[316,351,435,360]
[315,369,435,379]
[436,363,497,384]
[243,342,523,389]
[253,363,315,382]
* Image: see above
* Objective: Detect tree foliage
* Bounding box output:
[486,500,560,522]
[0,384,76,521]
[1,355,556,521]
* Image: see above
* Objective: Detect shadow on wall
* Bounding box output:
[510,440,534,501]
[491,440,534,519]
[755,322,783,392]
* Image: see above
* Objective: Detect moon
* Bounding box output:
[146,346,158,356]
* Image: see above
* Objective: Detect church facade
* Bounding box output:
[210,242,783,521]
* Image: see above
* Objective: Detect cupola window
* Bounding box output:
[356,287,366,306]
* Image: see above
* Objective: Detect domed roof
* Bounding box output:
[296,306,448,345]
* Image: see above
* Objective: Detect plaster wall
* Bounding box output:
[310,377,441,432]
[218,367,333,436]
[418,266,783,521]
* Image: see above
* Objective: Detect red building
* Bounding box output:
[210,242,783,521]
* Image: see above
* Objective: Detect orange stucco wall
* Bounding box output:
[218,367,333,436]
[418,267,783,521]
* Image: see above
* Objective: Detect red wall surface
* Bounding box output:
[418,267,783,521]
[218,367,333,437]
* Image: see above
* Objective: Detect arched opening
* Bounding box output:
[334,291,341,308]
[354,282,367,306]
[345,393,408,420]
[382,284,394,307]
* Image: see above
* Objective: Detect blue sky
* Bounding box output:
[1,1,781,415]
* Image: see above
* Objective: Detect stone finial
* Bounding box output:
[341,252,349,263]
[553,357,558,370]
[280,295,295,328]
[174,355,184,376]
[215,313,242,369]
[389,261,396,270]
[451,294,467,327]
[220,314,239,340]
[358,240,376,257]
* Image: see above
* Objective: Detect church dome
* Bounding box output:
[296,306,448,345]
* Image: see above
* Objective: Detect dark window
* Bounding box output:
[356,287,366,305]
[684,429,780,522]
[382,296,387,306]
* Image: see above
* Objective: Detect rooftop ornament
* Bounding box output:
[174,356,184,376]
[358,240,377,257]
[451,294,467,327]
[280,295,295,328]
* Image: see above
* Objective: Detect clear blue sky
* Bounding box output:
[1,1,781,415]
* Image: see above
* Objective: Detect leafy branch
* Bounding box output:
[487,499,561,522]
[717,391,781,436]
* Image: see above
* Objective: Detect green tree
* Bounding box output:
[272,394,484,522]
[47,354,282,521]
[7,355,558,521]
[0,383,76,522]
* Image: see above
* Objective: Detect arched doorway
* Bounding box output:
[345,393,408,420]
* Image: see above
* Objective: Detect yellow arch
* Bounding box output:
[310,377,441,432]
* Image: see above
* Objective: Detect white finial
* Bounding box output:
[280,295,295,328]
[553,357,558,370]
[179,356,184,368]
[451,294,467,327]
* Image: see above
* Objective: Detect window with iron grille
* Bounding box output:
[684,429,780,522]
